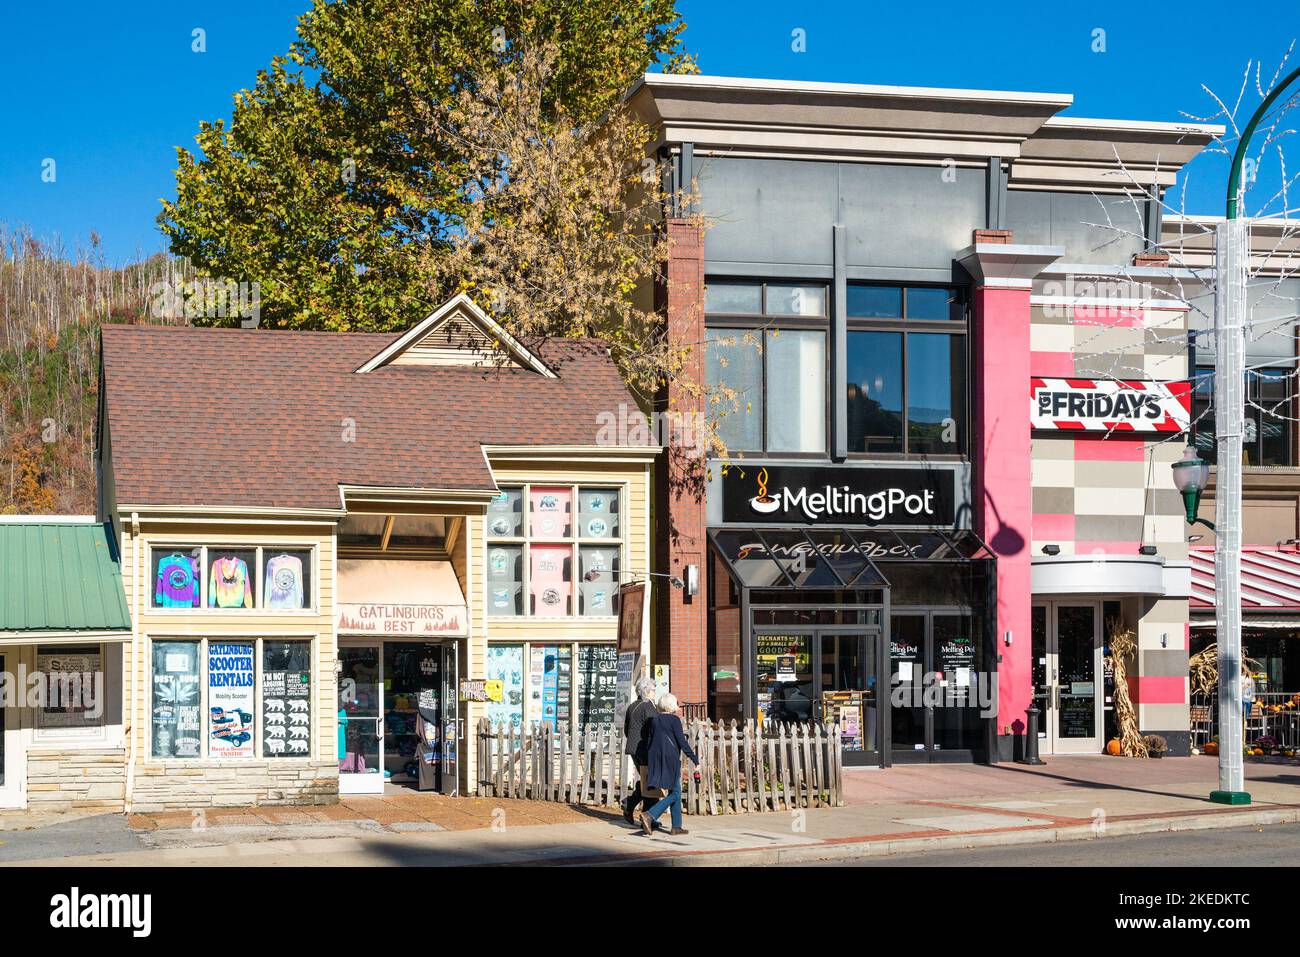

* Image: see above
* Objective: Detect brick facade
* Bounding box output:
[655,217,709,707]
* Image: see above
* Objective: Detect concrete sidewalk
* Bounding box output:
[3,755,1298,866]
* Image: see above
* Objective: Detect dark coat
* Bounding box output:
[645,712,699,791]
[623,698,658,765]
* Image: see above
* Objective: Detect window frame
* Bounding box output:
[146,634,317,763]
[1192,363,1298,467]
[146,543,320,614]
[485,483,628,619]
[704,279,831,458]
[33,642,109,743]
[845,283,970,460]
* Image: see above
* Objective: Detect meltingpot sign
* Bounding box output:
[719,464,957,527]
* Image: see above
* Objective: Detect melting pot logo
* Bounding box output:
[748,466,937,523]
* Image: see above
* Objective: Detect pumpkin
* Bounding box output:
[1205,742,1219,755]
[1105,738,1123,756]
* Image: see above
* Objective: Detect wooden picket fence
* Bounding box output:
[475,717,842,814]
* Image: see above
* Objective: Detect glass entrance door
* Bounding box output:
[339,644,383,794]
[890,612,988,762]
[817,631,880,765]
[1053,604,1102,754]
[756,629,880,764]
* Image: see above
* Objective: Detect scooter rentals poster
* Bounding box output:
[209,642,256,758]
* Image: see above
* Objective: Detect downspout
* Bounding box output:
[124,511,139,811]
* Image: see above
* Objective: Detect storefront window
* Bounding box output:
[767,330,827,452]
[577,644,618,729]
[705,280,829,455]
[152,641,202,759]
[485,644,525,728]
[152,637,315,760]
[847,330,903,452]
[150,545,314,611]
[35,644,103,732]
[529,644,572,730]
[487,485,623,618]
[1193,365,1295,466]
[847,284,968,456]
[208,641,256,758]
[756,633,815,723]
[262,641,312,758]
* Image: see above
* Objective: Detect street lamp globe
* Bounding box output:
[1171,445,1210,525]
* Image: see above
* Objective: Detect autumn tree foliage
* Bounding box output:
[160,0,690,335]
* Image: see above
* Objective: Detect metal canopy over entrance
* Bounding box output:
[708,525,997,767]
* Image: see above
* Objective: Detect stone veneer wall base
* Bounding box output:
[128,761,340,812]
[26,747,128,813]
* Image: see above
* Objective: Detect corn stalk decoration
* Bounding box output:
[1107,618,1148,757]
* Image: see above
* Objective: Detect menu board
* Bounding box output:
[578,644,618,728]
[262,668,312,758]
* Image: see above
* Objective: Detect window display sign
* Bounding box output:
[262,642,311,759]
[578,644,618,728]
[152,641,201,759]
[822,691,865,751]
[719,464,958,527]
[36,647,102,730]
[209,642,255,758]
[1030,377,1190,432]
[486,644,524,728]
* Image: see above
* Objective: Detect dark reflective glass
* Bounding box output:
[847,331,903,453]
[846,285,902,318]
[906,332,965,454]
[906,287,960,321]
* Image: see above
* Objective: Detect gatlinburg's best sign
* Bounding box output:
[1030,378,1190,433]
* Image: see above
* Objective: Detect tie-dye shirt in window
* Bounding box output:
[155,554,199,607]
[209,556,253,608]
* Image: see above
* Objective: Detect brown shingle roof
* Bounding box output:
[100,325,647,510]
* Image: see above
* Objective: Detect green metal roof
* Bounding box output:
[0,521,131,633]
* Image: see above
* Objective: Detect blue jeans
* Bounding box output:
[645,780,683,830]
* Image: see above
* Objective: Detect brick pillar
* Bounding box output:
[654,217,708,708]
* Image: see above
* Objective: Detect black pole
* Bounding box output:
[1020,706,1046,765]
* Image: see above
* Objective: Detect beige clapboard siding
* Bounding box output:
[389,322,499,367]
[122,521,338,768]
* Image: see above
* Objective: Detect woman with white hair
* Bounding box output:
[640,693,700,836]
[621,675,661,826]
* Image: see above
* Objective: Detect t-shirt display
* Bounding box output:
[577,644,618,728]
[264,553,304,610]
[155,553,200,607]
[262,641,312,758]
[209,555,253,608]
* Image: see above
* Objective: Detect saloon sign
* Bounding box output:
[336,603,467,636]
[1030,378,1190,433]
[719,464,958,527]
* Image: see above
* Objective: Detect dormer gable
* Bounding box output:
[355,293,556,377]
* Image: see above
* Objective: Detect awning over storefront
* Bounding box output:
[1189,546,1300,610]
[0,519,131,646]
[336,558,468,637]
[708,526,993,590]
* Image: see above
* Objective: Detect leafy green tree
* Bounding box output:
[161,0,686,331]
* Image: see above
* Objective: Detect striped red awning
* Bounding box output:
[1189,546,1300,609]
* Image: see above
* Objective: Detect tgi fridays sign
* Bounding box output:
[336,603,466,636]
[1030,378,1190,433]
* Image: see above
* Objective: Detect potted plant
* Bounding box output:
[1255,735,1277,756]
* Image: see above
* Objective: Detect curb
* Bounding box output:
[582,806,1300,867]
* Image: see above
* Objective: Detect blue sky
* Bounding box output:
[1,0,1296,265]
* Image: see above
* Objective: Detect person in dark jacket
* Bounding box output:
[640,694,700,836]
[622,677,660,825]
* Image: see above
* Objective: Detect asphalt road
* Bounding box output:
[798,821,1300,866]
